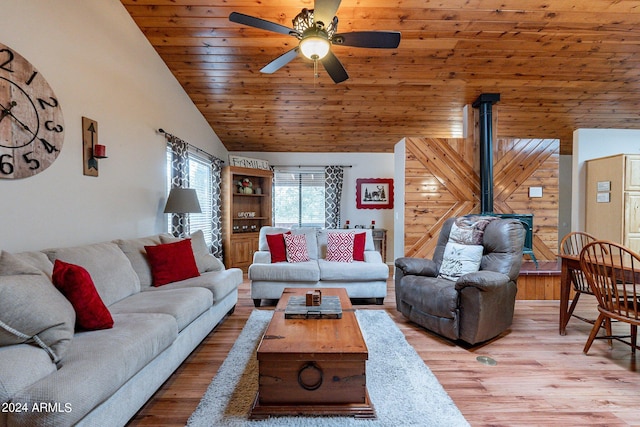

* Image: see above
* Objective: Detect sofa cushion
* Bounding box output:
[0,251,75,363]
[8,312,178,427]
[284,233,311,263]
[143,269,242,304]
[438,242,483,281]
[326,231,355,262]
[13,251,55,279]
[317,259,389,281]
[109,287,212,331]
[145,239,200,286]
[0,344,57,404]
[160,230,224,273]
[113,234,164,288]
[259,227,319,259]
[249,260,320,282]
[401,275,459,319]
[52,260,114,331]
[44,242,141,306]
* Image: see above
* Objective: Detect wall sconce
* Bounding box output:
[164,187,202,237]
[82,116,107,177]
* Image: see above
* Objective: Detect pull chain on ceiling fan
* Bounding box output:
[229,0,401,84]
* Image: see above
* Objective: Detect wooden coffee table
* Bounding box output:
[250,287,376,419]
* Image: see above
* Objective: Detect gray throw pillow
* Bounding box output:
[0,251,75,363]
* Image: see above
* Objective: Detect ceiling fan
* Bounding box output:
[229,0,401,84]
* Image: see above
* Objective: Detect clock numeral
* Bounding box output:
[22,151,40,170]
[0,49,14,73]
[25,71,37,86]
[0,154,14,175]
[37,97,58,110]
[40,138,59,154]
[45,120,63,133]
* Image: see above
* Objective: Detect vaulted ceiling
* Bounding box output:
[122,1,640,155]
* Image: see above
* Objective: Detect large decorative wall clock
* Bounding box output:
[0,42,64,179]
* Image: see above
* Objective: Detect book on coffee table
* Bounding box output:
[284,295,343,319]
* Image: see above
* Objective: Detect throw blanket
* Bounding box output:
[449,215,499,245]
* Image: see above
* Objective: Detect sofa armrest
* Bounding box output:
[363,250,383,263]
[455,270,511,291]
[394,257,438,277]
[252,251,272,264]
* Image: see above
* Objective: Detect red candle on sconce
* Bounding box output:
[94,144,107,158]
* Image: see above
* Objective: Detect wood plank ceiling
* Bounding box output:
[121,0,640,155]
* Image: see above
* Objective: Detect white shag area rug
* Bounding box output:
[186,310,469,427]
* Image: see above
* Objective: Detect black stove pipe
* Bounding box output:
[472,93,500,214]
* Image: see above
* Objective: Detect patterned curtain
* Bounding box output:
[166,133,190,237]
[210,156,224,258]
[325,166,344,229]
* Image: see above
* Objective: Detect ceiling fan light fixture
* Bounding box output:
[300,36,330,60]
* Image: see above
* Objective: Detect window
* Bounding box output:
[273,169,325,228]
[166,148,213,246]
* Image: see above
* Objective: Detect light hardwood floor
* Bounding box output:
[128,278,640,427]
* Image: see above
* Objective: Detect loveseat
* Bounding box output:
[249,227,389,307]
[395,216,525,345]
[0,230,242,427]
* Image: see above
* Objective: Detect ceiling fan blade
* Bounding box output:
[260,48,299,74]
[229,12,299,37]
[321,51,349,83]
[313,0,342,27]
[333,31,401,48]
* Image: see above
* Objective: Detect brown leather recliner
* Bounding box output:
[395,217,525,345]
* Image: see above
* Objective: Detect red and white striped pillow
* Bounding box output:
[326,231,355,263]
[284,233,310,263]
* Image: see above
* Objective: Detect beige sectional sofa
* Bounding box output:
[249,227,389,307]
[0,231,242,427]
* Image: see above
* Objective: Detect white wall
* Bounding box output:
[233,151,396,263]
[572,129,640,231]
[0,1,229,252]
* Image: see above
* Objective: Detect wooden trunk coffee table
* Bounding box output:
[250,287,376,419]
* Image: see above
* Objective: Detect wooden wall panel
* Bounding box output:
[403,137,559,261]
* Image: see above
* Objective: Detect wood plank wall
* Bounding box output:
[403,136,559,261]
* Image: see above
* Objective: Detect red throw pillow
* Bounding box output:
[52,260,114,331]
[266,231,291,263]
[353,232,366,261]
[145,239,200,286]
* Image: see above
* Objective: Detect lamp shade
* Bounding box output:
[164,188,202,214]
[300,36,330,60]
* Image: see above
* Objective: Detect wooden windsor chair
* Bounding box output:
[559,231,598,328]
[580,240,640,354]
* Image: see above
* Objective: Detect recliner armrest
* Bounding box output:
[455,270,511,291]
[394,257,438,277]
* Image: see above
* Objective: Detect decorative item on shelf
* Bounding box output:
[237,211,256,218]
[82,117,107,177]
[237,178,253,194]
[164,188,202,237]
[344,220,350,229]
[255,187,262,195]
[371,220,375,229]
[250,224,257,232]
[305,290,322,307]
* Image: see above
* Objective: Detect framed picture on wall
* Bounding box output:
[356,178,394,209]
